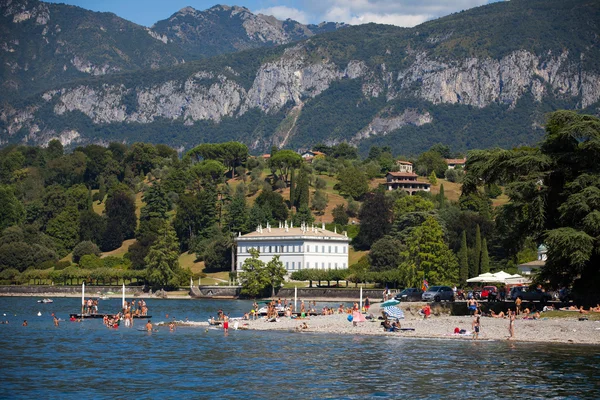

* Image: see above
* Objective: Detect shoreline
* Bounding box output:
[180,303,600,346]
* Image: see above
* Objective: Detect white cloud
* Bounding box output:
[254,6,310,24]
[346,13,430,27]
[302,0,489,27]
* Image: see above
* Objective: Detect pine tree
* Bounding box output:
[140,183,170,221]
[429,171,438,185]
[480,238,490,274]
[145,221,181,288]
[459,230,468,283]
[474,224,482,276]
[227,190,249,234]
[295,170,310,209]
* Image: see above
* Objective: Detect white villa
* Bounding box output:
[235,222,350,272]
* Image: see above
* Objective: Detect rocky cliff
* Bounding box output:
[1,0,599,154]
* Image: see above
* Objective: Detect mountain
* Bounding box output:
[0,0,343,101]
[1,0,599,155]
[0,0,184,100]
[151,5,344,58]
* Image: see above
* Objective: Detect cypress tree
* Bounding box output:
[474,224,482,276]
[289,168,295,209]
[480,238,490,274]
[459,230,468,283]
[438,184,446,209]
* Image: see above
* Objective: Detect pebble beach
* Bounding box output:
[230,303,600,345]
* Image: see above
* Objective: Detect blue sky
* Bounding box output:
[45,0,503,27]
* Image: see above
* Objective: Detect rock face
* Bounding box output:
[1,0,599,153]
[0,0,342,101]
[5,45,599,150]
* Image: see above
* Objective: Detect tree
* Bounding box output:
[458,231,468,284]
[46,206,80,254]
[0,185,25,230]
[268,150,302,185]
[399,216,458,287]
[463,110,600,293]
[354,191,392,250]
[369,236,402,271]
[295,170,310,209]
[190,160,226,189]
[72,241,101,263]
[46,139,64,160]
[145,222,181,288]
[332,204,349,226]
[337,166,368,200]
[238,249,269,297]
[265,255,287,297]
[416,149,447,177]
[393,195,434,218]
[140,183,170,221]
[0,242,33,272]
[227,190,249,234]
[429,171,438,185]
[173,190,217,252]
[255,189,288,222]
[104,189,137,242]
[438,184,447,209]
[79,210,106,244]
[480,238,490,274]
[311,190,328,215]
[293,203,314,226]
[473,224,482,277]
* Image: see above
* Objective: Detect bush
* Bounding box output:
[315,177,327,190]
[72,241,101,263]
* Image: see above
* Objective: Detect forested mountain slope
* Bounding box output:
[1,0,599,154]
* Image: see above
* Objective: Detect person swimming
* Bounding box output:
[145,320,153,332]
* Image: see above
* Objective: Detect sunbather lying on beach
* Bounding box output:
[490,310,505,318]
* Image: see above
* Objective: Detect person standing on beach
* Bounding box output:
[364,297,370,312]
[472,315,480,340]
[515,297,522,316]
[508,310,515,340]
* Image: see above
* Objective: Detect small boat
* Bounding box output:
[37,298,53,304]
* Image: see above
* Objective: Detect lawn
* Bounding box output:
[179,251,230,285]
[429,178,462,202]
[101,239,136,258]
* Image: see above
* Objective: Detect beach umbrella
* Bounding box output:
[381,299,400,307]
[383,306,405,320]
[352,311,366,323]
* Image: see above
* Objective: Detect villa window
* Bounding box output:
[306,262,310,269]
[286,262,289,269]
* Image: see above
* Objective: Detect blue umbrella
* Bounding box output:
[383,306,405,320]
[381,299,400,307]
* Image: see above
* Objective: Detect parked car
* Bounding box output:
[481,286,498,301]
[395,288,424,302]
[422,286,455,302]
[510,286,552,302]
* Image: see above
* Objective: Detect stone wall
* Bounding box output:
[0,285,137,295]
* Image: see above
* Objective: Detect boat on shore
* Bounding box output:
[37,298,53,303]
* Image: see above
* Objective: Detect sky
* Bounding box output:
[45,0,504,28]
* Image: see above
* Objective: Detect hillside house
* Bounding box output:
[395,160,413,173]
[445,158,467,169]
[385,172,431,195]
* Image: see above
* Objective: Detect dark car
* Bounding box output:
[422,286,455,302]
[510,286,552,302]
[395,288,424,302]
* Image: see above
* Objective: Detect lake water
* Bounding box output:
[1,297,599,399]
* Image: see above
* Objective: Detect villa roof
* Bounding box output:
[237,226,348,240]
[518,260,545,267]
[396,160,413,165]
[387,171,418,178]
[445,158,467,165]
